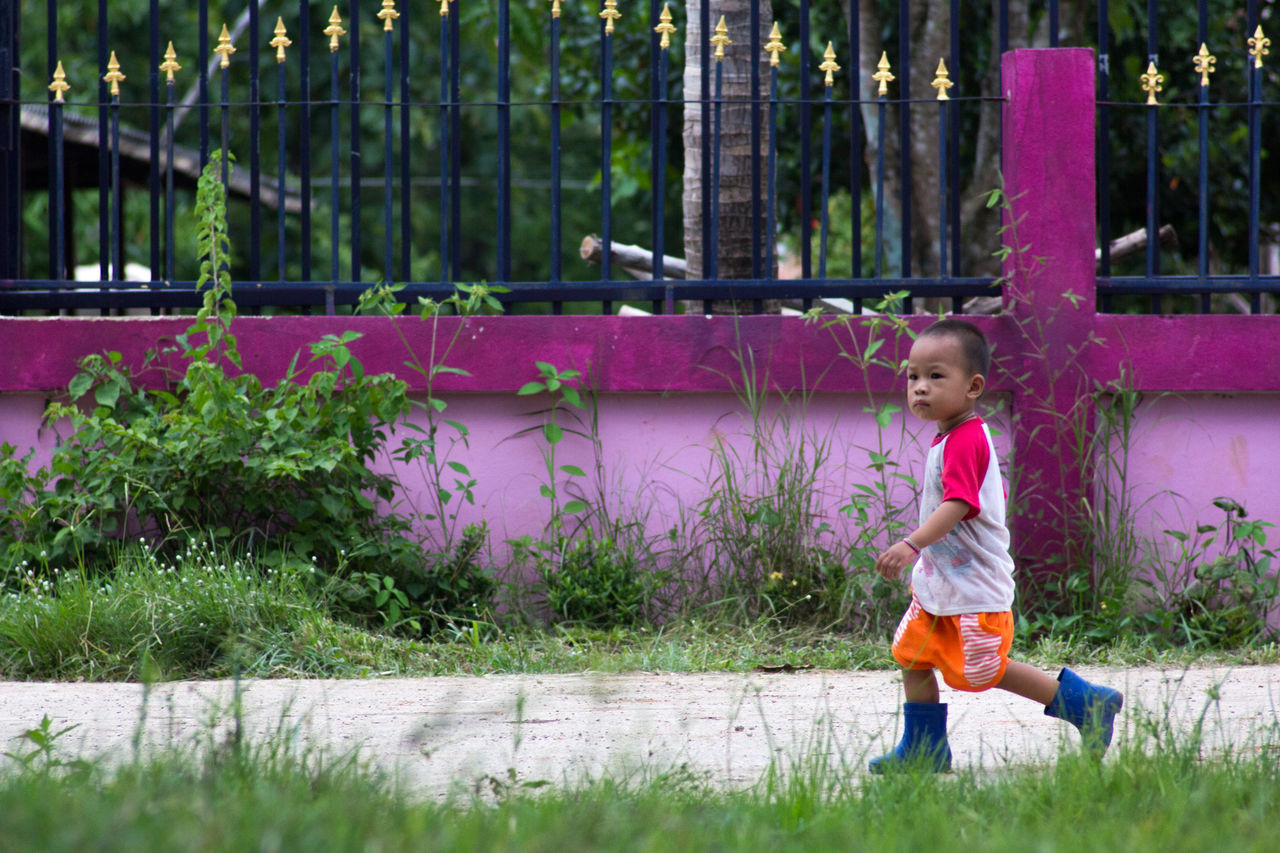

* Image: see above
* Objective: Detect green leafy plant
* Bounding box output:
[0,155,428,625]
[3,716,93,781]
[516,361,589,528]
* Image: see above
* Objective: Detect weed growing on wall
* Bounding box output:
[507,362,665,628]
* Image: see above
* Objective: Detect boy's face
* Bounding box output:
[905,333,985,432]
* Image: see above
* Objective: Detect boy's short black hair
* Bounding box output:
[918,319,990,378]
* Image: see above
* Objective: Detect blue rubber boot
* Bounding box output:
[1044,667,1124,757]
[868,702,952,774]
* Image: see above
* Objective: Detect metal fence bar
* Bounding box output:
[148,0,161,288]
[299,0,312,283]
[551,1,563,313]
[897,0,912,313]
[276,18,290,283]
[1247,0,1262,314]
[699,0,711,282]
[448,5,460,281]
[165,56,176,283]
[798,0,811,280]
[398,0,409,283]
[948,0,961,277]
[383,5,395,282]
[749,2,761,283]
[1145,0,1160,314]
[766,24,780,287]
[97,0,109,285]
[50,71,66,282]
[46,5,58,281]
[1196,0,1211,313]
[437,4,449,285]
[849,0,863,284]
[198,2,209,166]
[497,0,510,284]
[249,2,262,281]
[1097,0,1111,311]
[818,43,836,285]
[349,0,362,283]
[329,9,343,299]
[709,18,723,284]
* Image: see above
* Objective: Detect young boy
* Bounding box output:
[869,319,1122,773]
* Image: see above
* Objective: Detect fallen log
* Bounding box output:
[579,235,687,280]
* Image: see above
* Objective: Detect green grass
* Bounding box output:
[2,541,1277,682]
[1,706,1278,851]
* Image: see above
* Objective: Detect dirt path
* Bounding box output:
[4,665,1278,798]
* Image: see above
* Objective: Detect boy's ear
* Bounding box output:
[967,373,986,399]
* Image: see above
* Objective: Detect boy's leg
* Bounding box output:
[903,667,940,703]
[995,660,1058,705]
[999,661,1124,757]
[870,668,950,774]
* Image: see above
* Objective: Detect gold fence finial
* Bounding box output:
[104,51,126,97]
[932,57,954,100]
[1140,60,1163,105]
[439,0,449,17]
[765,22,786,67]
[160,42,181,83]
[1193,42,1216,88]
[214,24,236,69]
[49,60,70,102]
[654,4,676,51]
[271,17,292,63]
[819,42,840,87]
[548,0,561,20]
[378,0,399,32]
[600,0,620,37]
[1249,25,1270,69]
[326,7,346,51]
[711,15,731,61]
[872,51,894,97]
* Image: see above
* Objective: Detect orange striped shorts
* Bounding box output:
[891,596,1013,692]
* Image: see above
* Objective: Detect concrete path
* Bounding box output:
[4,665,1278,798]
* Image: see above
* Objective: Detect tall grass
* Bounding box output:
[1,699,1278,851]
[0,540,436,680]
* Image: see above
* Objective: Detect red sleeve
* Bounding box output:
[940,420,989,521]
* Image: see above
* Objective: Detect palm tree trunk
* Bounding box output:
[682,0,773,295]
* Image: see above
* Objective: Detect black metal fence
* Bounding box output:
[0,1,1274,315]
[1095,0,1278,313]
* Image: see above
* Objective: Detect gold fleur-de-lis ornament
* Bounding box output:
[160,42,181,83]
[1192,42,1216,88]
[600,0,621,37]
[214,24,236,69]
[548,0,561,20]
[710,15,731,61]
[378,0,399,32]
[654,4,676,51]
[103,51,126,97]
[325,8,346,52]
[271,18,291,63]
[872,51,894,97]
[764,23,786,68]
[49,61,70,102]
[1140,60,1163,105]
[819,42,840,88]
[1249,25,1270,69]
[932,58,954,100]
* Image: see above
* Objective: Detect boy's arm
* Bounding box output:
[874,498,972,580]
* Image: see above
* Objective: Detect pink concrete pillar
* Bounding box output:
[1000,49,1097,579]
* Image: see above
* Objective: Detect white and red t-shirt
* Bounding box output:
[909,416,1016,615]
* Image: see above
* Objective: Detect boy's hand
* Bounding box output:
[875,541,919,580]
